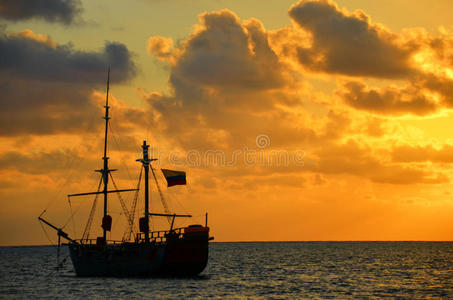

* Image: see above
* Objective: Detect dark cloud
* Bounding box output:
[0,79,98,136]
[0,30,137,136]
[287,0,415,78]
[0,0,82,24]
[1,31,136,83]
[337,81,439,116]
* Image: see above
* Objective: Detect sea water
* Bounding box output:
[0,242,452,299]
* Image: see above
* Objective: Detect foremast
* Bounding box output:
[137,141,192,243]
[137,141,157,243]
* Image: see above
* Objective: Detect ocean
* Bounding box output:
[0,242,452,299]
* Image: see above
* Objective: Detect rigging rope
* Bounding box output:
[150,166,171,224]
[81,177,103,242]
[108,122,133,182]
[67,197,77,239]
[38,219,54,245]
[61,197,79,230]
[109,173,131,220]
[124,167,143,241]
[42,123,104,217]
[167,186,190,218]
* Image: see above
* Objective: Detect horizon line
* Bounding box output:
[2,240,452,247]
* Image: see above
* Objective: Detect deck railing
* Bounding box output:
[76,227,187,245]
[135,227,185,243]
[77,239,124,245]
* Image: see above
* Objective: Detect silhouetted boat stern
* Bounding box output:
[162,225,211,276]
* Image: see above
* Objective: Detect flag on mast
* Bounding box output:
[161,169,186,187]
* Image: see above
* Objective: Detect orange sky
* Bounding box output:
[1,0,453,245]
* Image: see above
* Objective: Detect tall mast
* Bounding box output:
[100,67,111,241]
[39,67,139,246]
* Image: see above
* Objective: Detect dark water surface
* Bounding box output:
[0,242,452,299]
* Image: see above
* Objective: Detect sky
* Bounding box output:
[1,0,453,245]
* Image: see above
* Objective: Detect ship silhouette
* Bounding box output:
[38,68,213,276]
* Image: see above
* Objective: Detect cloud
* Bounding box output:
[267,1,453,116]
[312,140,448,185]
[90,91,147,144]
[3,1,453,245]
[145,9,305,152]
[337,81,439,116]
[421,73,453,107]
[0,149,85,175]
[0,29,137,136]
[1,30,136,83]
[407,27,453,73]
[147,36,174,62]
[144,8,448,186]
[0,0,82,24]
[9,29,57,48]
[392,144,453,163]
[336,71,453,116]
[150,10,288,92]
[286,0,415,78]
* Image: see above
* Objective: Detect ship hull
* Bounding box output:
[68,238,209,277]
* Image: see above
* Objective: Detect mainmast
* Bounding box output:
[97,67,112,241]
[39,67,139,246]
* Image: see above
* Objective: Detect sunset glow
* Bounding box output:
[1,0,453,245]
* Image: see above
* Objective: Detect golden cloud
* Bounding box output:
[9,29,57,48]
[146,36,174,62]
[143,7,450,187]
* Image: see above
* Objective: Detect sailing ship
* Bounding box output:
[38,69,213,277]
